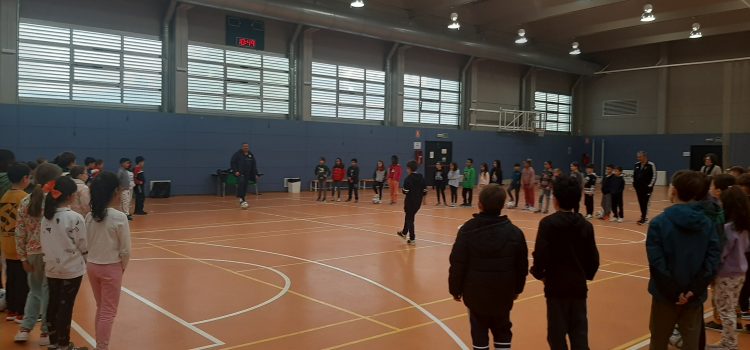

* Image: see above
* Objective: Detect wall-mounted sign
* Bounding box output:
[226,16,265,51]
[413,142,422,150]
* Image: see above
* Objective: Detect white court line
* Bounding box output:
[121,287,225,350]
[71,321,96,348]
[599,269,650,280]
[135,236,470,350]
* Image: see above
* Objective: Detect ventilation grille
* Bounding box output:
[603,100,638,117]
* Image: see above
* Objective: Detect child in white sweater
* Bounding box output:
[69,166,90,217]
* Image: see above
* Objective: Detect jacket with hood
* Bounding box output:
[450,213,529,314]
[332,165,346,182]
[699,198,725,247]
[646,202,721,305]
[530,211,600,298]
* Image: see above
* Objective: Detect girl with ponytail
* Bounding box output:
[40,176,88,350]
[85,171,131,350]
[14,163,62,345]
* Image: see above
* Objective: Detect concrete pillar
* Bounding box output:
[299,28,316,121]
[0,0,18,104]
[722,63,733,168]
[391,45,408,127]
[173,4,190,114]
[656,44,669,134]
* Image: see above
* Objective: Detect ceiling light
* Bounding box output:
[569,42,581,55]
[447,12,461,30]
[640,4,655,22]
[515,29,528,44]
[350,0,364,8]
[689,22,702,39]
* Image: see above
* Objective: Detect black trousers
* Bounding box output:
[584,194,594,216]
[507,186,520,204]
[611,193,624,218]
[236,174,249,201]
[635,187,653,220]
[462,188,474,205]
[135,184,146,213]
[5,259,29,314]
[373,181,384,200]
[741,252,750,311]
[546,297,589,350]
[469,306,513,350]
[450,186,458,204]
[435,183,447,204]
[402,209,418,240]
[47,276,83,347]
[347,181,359,200]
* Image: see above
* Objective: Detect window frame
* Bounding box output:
[534,91,573,133]
[402,74,460,126]
[310,61,386,122]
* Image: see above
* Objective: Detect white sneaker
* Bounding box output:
[595,211,603,218]
[528,207,537,212]
[14,330,30,342]
[336,198,341,202]
[585,214,593,219]
[617,218,623,223]
[240,201,249,209]
[38,333,50,346]
[609,217,617,222]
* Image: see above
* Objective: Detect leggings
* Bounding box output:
[435,183,447,204]
[47,276,83,348]
[462,188,474,205]
[450,186,458,204]
[373,181,384,200]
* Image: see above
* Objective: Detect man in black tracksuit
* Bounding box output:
[230,143,259,207]
[397,161,426,245]
[449,184,528,350]
[346,158,360,202]
[531,175,600,350]
[633,151,657,225]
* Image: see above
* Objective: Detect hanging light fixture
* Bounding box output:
[515,29,528,44]
[689,22,702,38]
[640,4,655,22]
[447,12,461,30]
[350,0,364,8]
[569,42,581,55]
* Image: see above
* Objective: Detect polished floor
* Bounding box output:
[2,186,749,349]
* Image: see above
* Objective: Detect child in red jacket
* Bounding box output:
[388,155,402,205]
[331,158,346,202]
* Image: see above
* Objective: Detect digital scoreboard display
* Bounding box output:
[226,16,265,51]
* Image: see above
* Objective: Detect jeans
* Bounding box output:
[649,299,702,350]
[21,254,49,333]
[546,297,590,350]
[88,262,125,350]
[47,276,83,347]
[402,210,417,240]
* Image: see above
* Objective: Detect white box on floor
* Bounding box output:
[288,181,301,193]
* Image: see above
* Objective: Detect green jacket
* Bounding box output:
[462,167,476,188]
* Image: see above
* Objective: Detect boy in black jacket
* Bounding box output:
[530,175,600,350]
[346,158,359,203]
[397,161,426,245]
[449,184,528,350]
[314,157,330,202]
[611,167,626,223]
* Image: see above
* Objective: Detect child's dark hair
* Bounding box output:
[467,158,473,164]
[728,166,745,175]
[480,163,488,173]
[351,158,357,163]
[704,153,719,165]
[0,149,16,172]
[570,162,580,169]
[586,164,595,169]
[43,176,77,220]
[377,160,385,170]
[406,161,418,172]
[671,170,708,202]
[391,155,398,165]
[8,162,31,184]
[513,163,520,167]
[320,157,326,162]
[616,166,623,172]
[95,159,104,166]
[479,184,506,216]
[90,172,120,222]
[606,164,614,169]
[84,157,96,166]
[721,186,750,233]
[53,152,76,169]
[553,174,582,210]
[544,160,552,166]
[450,162,458,171]
[28,163,63,218]
[70,166,87,179]
[712,174,736,192]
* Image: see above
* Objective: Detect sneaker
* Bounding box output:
[338,198,343,202]
[705,321,723,332]
[617,218,624,223]
[608,217,617,222]
[669,329,683,349]
[528,207,537,212]
[637,218,646,225]
[595,211,603,218]
[134,211,148,215]
[406,239,415,245]
[126,215,133,221]
[240,201,249,209]
[450,203,456,207]
[585,214,593,219]
[14,329,30,342]
[742,311,750,320]
[397,231,407,240]
[14,314,23,323]
[61,342,88,350]
[6,311,18,321]
[39,333,50,346]
[542,210,549,214]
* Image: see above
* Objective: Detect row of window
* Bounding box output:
[16,21,572,131]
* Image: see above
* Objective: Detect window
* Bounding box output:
[310,62,385,121]
[534,92,572,133]
[187,44,289,114]
[18,21,162,107]
[403,74,460,126]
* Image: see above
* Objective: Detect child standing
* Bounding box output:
[599,165,614,221]
[133,156,147,215]
[447,163,461,207]
[13,163,61,345]
[1,163,32,323]
[530,175,600,350]
[646,171,721,350]
[584,164,597,219]
[314,157,330,202]
[611,167,626,223]
[449,184,529,350]
[536,161,553,214]
[507,164,521,208]
[69,166,91,217]
[388,155,402,205]
[86,172,132,350]
[372,160,386,204]
[331,158,346,202]
[84,158,96,183]
[116,158,132,220]
[397,161,426,245]
[522,159,536,211]
[434,162,447,206]
[90,159,104,181]
[461,158,476,207]
[40,176,89,350]
[490,160,503,185]
[478,163,490,192]
[570,162,584,214]
[53,152,76,176]
[0,149,16,199]
[346,158,359,203]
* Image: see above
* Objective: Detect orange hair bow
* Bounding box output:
[42,180,62,199]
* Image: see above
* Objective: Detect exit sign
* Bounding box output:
[226,16,265,51]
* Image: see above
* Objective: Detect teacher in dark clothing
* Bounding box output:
[230,143,260,209]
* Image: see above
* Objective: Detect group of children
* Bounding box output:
[0,149,135,350]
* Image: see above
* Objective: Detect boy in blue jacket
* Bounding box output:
[647,170,721,350]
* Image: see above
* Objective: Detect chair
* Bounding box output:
[225,174,259,197]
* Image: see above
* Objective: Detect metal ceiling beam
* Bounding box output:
[587,21,750,52]
[178,0,601,75]
[511,0,627,26]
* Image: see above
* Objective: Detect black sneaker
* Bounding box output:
[406,239,415,245]
[637,218,646,225]
[397,231,407,240]
[126,215,133,221]
[705,321,722,332]
[134,211,148,215]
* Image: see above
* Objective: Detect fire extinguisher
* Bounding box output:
[415,150,423,165]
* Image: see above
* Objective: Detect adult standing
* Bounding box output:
[633,151,657,225]
[700,153,722,178]
[230,143,259,209]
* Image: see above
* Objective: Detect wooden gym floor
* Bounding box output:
[2,186,749,349]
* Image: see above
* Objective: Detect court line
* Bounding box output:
[216,318,364,349]
[599,269,650,280]
[71,321,96,348]
[137,237,470,350]
[131,226,336,250]
[615,310,714,350]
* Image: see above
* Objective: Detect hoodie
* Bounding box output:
[646,202,721,305]
[332,164,346,182]
[530,211,600,298]
[449,213,529,314]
